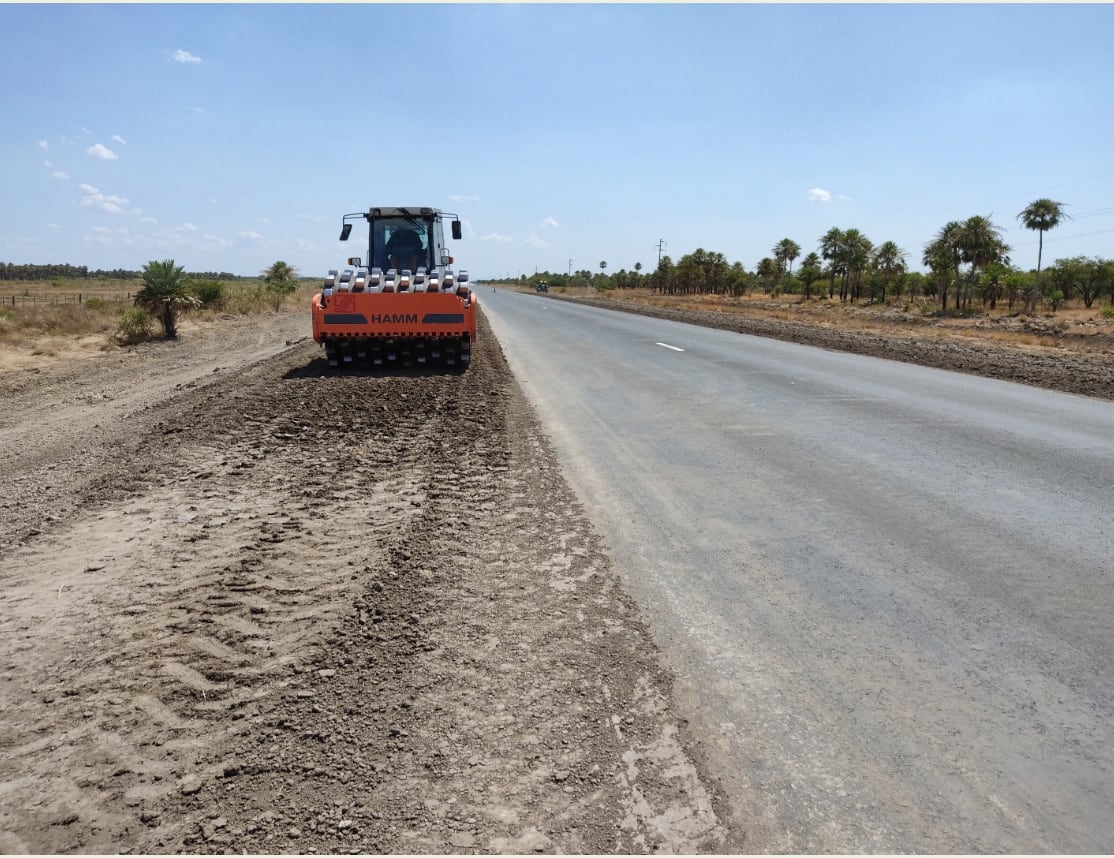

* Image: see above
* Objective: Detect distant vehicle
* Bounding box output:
[535,280,549,293]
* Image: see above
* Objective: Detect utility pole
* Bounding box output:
[656,238,667,266]
[568,258,573,276]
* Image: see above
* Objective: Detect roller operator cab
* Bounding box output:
[311,206,476,368]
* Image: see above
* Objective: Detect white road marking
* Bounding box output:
[656,342,685,352]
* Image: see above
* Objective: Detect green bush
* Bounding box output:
[189,279,226,308]
[85,297,108,310]
[114,307,156,345]
[1102,306,1114,319]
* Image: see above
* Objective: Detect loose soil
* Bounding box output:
[1,295,1110,855]
[0,311,731,855]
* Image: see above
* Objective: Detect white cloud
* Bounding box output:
[178,222,198,232]
[52,170,70,180]
[59,128,90,145]
[238,230,264,241]
[112,134,127,145]
[523,233,549,248]
[191,106,207,116]
[42,159,52,168]
[261,217,272,225]
[837,193,854,201]
[481,232,514,243]
[172,49,202,64]
[86,143,118,160]
[297,213,326,223]
[49,223,60,230]
[449,194,479,203]
[37,139,48,151]
[541,216,559,229]
[139,216,158,224]
[78,183,132,213]
[808,188,832,203]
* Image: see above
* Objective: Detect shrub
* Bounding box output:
[189,279,226,309]
[1102,306,1114,319]
[114,307,156,345]
[85,297,108,310]
[223,284,269,314]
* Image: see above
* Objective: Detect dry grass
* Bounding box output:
[0,278,319,364]
[533,286,1114,356]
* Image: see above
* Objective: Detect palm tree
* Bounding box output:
[1017,198,1069,280]
[653,255,675,295]
[956,216,1009,310]
[797,252,823,301]
[263,260,299,310]
[136,259,191,338]
[924,221,964,310]
[871,241,907,303]
[756,257,779,294]
[819,227,844,299]
[773,238,801,290]
[264,260,297,284]
[841,229,873,302]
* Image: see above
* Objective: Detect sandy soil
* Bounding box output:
[2,296,1110,855]
[0,311,733,854]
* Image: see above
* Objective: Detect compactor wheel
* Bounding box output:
[322,337,471,370]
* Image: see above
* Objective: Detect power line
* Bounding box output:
[1010,226,1114,248]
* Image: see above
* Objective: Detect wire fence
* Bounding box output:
[0,293,132,307]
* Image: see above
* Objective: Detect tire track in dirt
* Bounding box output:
[1,312,735,854]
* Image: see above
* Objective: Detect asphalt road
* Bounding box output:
[480,289,1114,853]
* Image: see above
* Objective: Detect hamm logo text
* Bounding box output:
[369,313,419,324]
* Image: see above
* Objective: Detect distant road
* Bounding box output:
[481,290,1114,853]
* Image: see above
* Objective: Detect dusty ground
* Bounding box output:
[0,311,732,854]
[1,295,1111,855]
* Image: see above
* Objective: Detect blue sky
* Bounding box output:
[3,4,1113,280]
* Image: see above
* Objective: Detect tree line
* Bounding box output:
[527,199,1114,311]
[0,262,247,282]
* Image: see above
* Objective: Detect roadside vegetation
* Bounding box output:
[0,260,318,352]
[508,199,1114,317]
[3,196,1112,356]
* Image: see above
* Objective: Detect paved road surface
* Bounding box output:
[481,290,1114,853]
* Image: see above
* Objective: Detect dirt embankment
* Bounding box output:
[0,312,735,854]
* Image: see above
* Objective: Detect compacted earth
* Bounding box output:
[0,294,1110,855]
